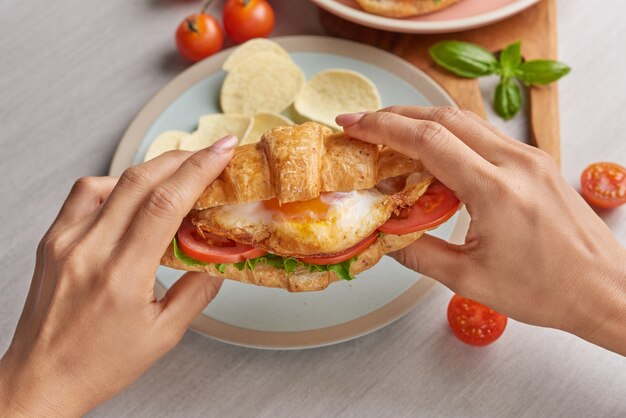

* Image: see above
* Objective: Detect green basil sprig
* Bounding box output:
[429,40,570,120]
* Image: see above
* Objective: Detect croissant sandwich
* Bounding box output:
[356,0,460,18]
[161,122,459,292]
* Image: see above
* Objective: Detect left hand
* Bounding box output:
[0,136,237,417]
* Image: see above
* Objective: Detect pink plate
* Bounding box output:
[311,0,540,33]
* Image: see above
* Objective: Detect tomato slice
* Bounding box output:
[581,162,626,209]
[298,233,378,265]
[379,181,460,235]
[447,295,508,346]
[177,218,266,264]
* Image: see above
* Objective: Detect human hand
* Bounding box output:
[337,107,626,355]
[0,135,237,417]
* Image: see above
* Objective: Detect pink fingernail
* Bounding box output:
[336,112,369,127]
[211,135,238,151]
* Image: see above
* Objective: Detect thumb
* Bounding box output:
[158,272,224,330]
[391,233,467,290]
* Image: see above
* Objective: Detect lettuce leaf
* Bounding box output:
[172,238,208,267]
[172,237,358,281]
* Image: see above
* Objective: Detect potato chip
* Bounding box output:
[144,130,187,161]
[222,38,290,72]
[179,114,251,151]
[241,112,293,145]
[294,69,381,130]
[220,52,305,116]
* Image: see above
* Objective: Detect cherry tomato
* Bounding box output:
[177,218,265,263]
[298,233,378,265]
[447,295,508,346]
[580,162,626,209]
[175,13,224,62]
[223,0,275,44]
[379,181,460,235]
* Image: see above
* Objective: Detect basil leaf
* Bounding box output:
[215,263,226,274]
[499,41,522,77]
[233,261,246,271]
[494,78,522,120]
[172,238,208,267]
[516,60,571,85]
[429,41,499,78]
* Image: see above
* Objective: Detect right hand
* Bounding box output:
[338,106,626,355]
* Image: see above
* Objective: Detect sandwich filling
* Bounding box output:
[172,180,460,281]
[192,188,392,257]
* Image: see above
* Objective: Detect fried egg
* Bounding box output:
[193,189,394,257]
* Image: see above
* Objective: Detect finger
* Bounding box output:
[463,110,537,155]
[391,233,467,290]
[116,135,237,269]
[338,111,495,196]
[93,150,194,242]
[378,106,526,164]
[157,272,224,332]
[51,176,118,231]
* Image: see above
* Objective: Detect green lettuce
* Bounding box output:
[172,238,208,267]
[172,238,358,281]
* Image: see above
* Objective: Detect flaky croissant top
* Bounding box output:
[195,122,425,209]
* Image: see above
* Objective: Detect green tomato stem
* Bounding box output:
[186,18,199,34]
[200,0,217,15]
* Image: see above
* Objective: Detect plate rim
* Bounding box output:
[311,0,541,34]
[109,35,466,349]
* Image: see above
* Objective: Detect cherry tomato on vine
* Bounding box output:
[176,13,224,62]
[223,0,275,44]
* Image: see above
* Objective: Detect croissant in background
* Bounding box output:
[161,122,458,292]
[356,0,461,18]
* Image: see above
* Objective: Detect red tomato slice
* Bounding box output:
[298,233,378,265]
[580,162,626,209]
[177,218,266,264]
[447,295,508,346]
[379,181,460,235]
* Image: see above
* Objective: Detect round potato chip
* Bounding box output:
[179,114,251,151]
[241,112,293,145]
[220,52,305,116]
[222,38,290,72]
[294,69,381,130]
[144,130,187,161]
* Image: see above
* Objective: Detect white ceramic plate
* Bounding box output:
[110,36,469,349]
[312,0,540,34]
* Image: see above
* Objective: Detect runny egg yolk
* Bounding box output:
[262,196,330,221]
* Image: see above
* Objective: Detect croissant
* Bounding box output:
[162,122,441,292]
[194,121,424,210]
[356,0,460,18]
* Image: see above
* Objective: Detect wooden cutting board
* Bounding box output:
[319,0,561,166]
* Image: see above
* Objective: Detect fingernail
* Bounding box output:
[211,135,238,152]
[336,112,369,127]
